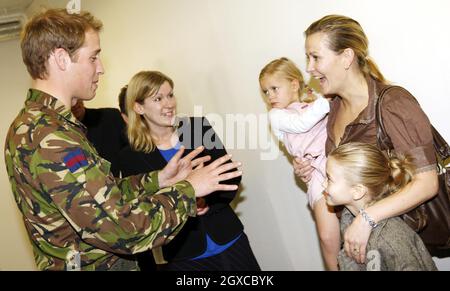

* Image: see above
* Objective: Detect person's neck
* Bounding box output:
[150,125,177,149]
[338,73,369,113]
[33,79,73,109]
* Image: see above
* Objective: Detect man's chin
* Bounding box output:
[85,93,97,101]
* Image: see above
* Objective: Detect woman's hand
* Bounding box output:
[159,146,211,188]
[196,198,209,216]
[344,214,372,264]
[293,157,314,183]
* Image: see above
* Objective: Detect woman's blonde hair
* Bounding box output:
[329,142,415,203]
[259,57,315,103]
[126,71,174,153]
[305,15,387,84]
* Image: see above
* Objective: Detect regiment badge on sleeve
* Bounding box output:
[63,148,88,173]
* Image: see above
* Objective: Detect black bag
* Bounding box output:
[376,85,450,256]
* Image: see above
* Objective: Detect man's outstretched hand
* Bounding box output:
[158,146,211,188]
[186,154,242,198]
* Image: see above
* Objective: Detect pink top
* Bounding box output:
[282,102,328,207]
[283,102,328,164]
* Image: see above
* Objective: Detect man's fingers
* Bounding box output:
[191,155,210,168]
[182,146,204,162]
[170,146,185,163]
[213,161,242,176]
[214,184,239,192]
[194,162,205,170]
[217,170,243,183]
[208,154,233,169]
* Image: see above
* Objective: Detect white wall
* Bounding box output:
[0,0,67,271]
[1,0,449,270]
[0,39,35,270]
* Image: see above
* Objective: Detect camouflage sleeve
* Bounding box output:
[33,133,197,255]
[115,171,159,203]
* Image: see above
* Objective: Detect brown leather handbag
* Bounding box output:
[376,85,450,255]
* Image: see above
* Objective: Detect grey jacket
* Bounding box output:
[338,208,437,271]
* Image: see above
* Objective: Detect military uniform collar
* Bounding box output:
[26,88,87,131]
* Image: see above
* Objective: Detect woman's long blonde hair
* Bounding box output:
[126,71,174,153]
[259,57,316,103]
[305,15,387,84]
[329,142,415,203]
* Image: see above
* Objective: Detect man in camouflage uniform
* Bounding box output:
[4,9,241,271]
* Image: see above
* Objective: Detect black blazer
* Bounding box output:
[82,108,128,177]
[118,117,243,261]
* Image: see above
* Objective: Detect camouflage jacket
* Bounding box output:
[4,89,197,270]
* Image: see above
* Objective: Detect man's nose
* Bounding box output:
[97,58,105,75]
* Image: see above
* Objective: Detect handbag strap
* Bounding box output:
[375,85,397,152]
[433,127,450,166]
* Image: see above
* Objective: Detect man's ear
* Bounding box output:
[352,184,368,201]
[52,48,71,71]
[342,48,355,70]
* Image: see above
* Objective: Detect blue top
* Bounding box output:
[191,233,242,260]
[158,143,241,260]
[158,142,181,162]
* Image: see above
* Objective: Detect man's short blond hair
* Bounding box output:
[21,9,103,80]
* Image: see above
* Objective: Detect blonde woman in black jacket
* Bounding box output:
[118,70,260,271]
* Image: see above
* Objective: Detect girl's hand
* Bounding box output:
[293,157,314,183]
[343,214,372,264]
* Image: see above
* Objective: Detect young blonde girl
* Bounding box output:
[259,57,340,270]
[326,142,437,270]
